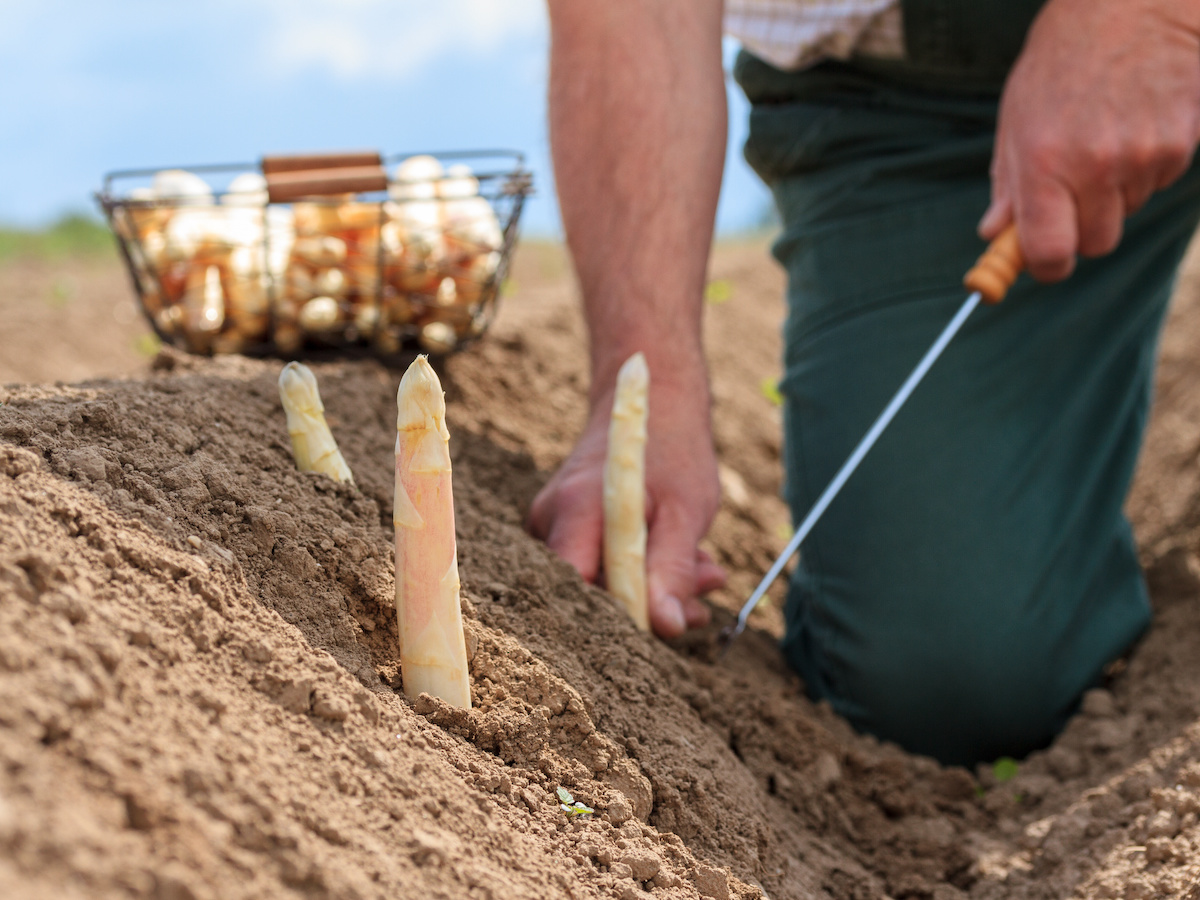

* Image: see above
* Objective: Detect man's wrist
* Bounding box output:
[589,341,709,405]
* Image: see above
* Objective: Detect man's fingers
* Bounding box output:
[525,485,554,541]
[1016,174,1078,282]
[979,131,1014,241]
[1122,172,1158,217]
[527,473,605,583]
[646,504,703,639]
[1075,186,1125,258]
[681,595,712,629]
[978,195,1012,242]
[1153,128,1197,192]
[694,548,727,595]
[678,549,724,629]
[649,592,687,638]
[545,499,603,583]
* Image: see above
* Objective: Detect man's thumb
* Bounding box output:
[978,195,1012,241]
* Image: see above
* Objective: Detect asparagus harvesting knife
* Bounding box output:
[720,225,1025,650]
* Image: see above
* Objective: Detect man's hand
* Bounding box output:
[532,0,728,638]
[527,381,726,638]
[980,0,1200,280]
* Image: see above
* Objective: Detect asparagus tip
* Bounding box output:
[397,355,449,436]
[279,361,322,411]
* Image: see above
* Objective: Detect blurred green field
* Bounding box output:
[0,214,115,262]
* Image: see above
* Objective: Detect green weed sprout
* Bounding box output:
[759,377,784,407]
[556,787,594,819]
[992,757,1019,783]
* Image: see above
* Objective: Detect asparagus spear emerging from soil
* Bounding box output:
[278,362,354,483]
[603,352,650,630]
[394,356,471,708]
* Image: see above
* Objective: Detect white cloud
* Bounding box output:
[261,0,547,82]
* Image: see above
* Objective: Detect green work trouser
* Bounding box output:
[736,55,1200,766]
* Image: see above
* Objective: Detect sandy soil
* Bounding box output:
[3,237,1200,899]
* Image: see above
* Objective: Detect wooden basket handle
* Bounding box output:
[261,151,382,174]
[261,151,387,203]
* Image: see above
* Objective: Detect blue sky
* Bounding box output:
[0,1,772,236]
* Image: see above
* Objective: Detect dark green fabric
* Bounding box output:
[737,57,1200,766]
[901,0,1046,85]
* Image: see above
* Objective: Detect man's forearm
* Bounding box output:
[547,0,727,403]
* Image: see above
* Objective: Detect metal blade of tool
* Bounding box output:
[719,289,984,650]
[715,223,1024,652]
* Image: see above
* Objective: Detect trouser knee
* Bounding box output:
[796,628,1076,766]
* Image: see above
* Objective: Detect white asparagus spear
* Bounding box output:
[394,356,471,708]
[278,362,354,483]
[603,352,650,630]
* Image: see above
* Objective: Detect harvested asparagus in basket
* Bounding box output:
[108,152,520,356]
[394,356,471,708]
[603,352,650,630]
[278,362,354,483]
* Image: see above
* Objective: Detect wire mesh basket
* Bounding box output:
[95,149,532,356]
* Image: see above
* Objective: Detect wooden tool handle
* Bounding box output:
[261,151,382,175]
[963,224,1024,304]
[265,165,388,203]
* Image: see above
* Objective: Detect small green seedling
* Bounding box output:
[704,279,733,305]
[992,757,1019,784]
[133,333,162,358]
[759,377,784,407]
[556,786,594,819]
[972,759,1022,801]
[46,279,73,309]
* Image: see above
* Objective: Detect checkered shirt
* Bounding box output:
[724,0,905,71]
